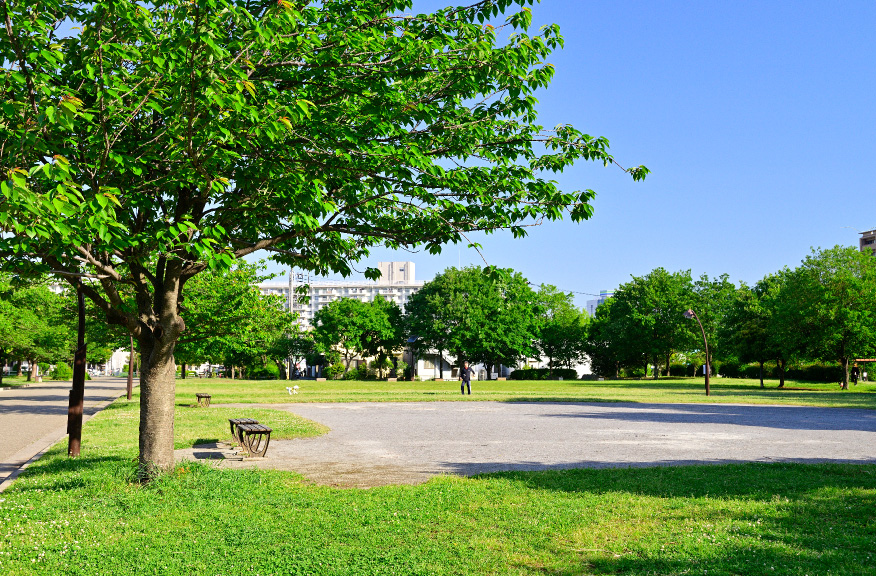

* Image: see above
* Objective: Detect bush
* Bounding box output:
[786,363,844,382]
[720,362,740,378]
[620,366,646,378]
[247,362,280,380]
[668,363,688,377]
[509,368,577,380]
[51,362,73,380]
[324,362,346,380]
[395,360,409,379]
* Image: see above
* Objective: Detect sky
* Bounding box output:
[260,0,876,307]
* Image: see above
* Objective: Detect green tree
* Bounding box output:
[609,268,695,378]
[584,298,631,379]
[535,285,587,375]
[721,283,771,386]
[690,273,735,372]
[10,283,73,380]
[0,1,646,475]
[405,266,538,378]
[313,297,399,373]
[784,246,876,389]
[175,263,298,378]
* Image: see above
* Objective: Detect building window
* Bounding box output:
[864,238,875,245]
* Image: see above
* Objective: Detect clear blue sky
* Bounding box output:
[262,0,876,306]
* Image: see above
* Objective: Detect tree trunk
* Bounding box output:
[439,351,444,379]
[653,356,659,380]
[27,359,36,381]
[137,335,178,479]
[841,357,849,390]
[614,362,620,380]
[665,354,671,377]
[759,361,764,388]
[777,359,786,388]
[16,361,22,377]
[485,362,493,381]
[181,363,187,379]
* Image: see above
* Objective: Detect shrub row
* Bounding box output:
[719,361,846,382]
[509,368,578,380]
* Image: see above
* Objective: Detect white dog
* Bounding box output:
[286,385,300,395]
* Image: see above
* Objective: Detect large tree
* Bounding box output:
[609,268,695,378]
[535,284,587,375]
[0,0,646,475]
[405,266,538,377]
[785,246,876,389]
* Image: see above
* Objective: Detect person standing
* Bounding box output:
[851,363,860,386]
[459,361,474,395]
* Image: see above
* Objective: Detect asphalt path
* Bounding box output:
[185,401,876,487]
[0,376,131,490]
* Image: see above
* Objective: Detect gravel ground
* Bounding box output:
[176,401,876,488]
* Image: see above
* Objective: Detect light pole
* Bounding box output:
[684,308,710,396]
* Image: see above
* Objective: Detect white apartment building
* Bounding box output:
[258,261,424,328]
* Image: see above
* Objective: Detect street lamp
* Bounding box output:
[684,308,710,396]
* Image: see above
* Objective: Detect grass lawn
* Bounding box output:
[0,375,35,388]
[1,380,875,574]
[175,375,876,409]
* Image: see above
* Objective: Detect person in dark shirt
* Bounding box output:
[851,363,860,386]
[459,361,474,395]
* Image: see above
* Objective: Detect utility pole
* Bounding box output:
[127,335,134,400]
[67,287,86,457]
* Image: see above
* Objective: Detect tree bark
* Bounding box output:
[181,363,187,379]
[665,354,671,377]
[759,361,764,388]
[841,357,849,390]
[438,351,444,379]
[27,359,36,381]
[777,358,786,388]
[137,333,178,479]
[16,361,22,377]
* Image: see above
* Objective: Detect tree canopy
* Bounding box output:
[1,0,645,475]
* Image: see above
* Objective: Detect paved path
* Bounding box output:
[0,376,131,490]
[178,401,876,487]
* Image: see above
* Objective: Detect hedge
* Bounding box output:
[509,368,578,380]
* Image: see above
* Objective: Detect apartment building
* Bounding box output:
[258,262,424,328]
[860,230,876,256]
[585,290,614,317]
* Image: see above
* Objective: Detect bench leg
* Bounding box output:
[243,433,270,458]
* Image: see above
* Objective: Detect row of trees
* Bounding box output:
[586,246,876,388]
[308,266,589,379]
[0,263,300,383]
[0,275,119,384]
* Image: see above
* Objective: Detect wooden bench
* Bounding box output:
[196,393,211,407]
[228,418,259,444]
[236,423,273,457]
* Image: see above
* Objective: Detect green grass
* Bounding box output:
[2,381,875,574]
[0,375,34,388]
[176,375,876,409]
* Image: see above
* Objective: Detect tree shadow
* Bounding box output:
[483,463,876,575]
[503,401,876,432]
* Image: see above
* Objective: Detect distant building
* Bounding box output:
[257,261,424,328]
[585,290,614,317]
[860,230,876,256]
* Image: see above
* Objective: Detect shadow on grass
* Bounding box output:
[10,453,134,493]
[491,463,876,575]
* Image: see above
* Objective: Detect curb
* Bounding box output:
[0,393,127,493]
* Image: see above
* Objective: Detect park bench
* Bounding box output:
[196,393,211,407]
[236,423,273,458]
[228,418,259,443]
